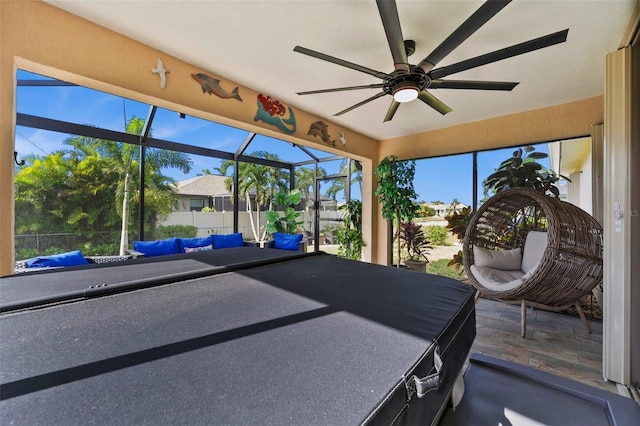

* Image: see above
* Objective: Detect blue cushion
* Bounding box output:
[26,250,89,268]
[273,233,303,251]
[211,233,244,249]
[179,236,213,252]
[133,238,181,257]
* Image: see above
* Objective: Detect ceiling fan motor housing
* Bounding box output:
[383,69,431,96]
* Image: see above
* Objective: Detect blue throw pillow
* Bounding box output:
[133,238,181,257]
[273,233,303,251]
[179,236,213,252]
[184,244,213,253]
[212,233,244,249]
[26,250,89,268]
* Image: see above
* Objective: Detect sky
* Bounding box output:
[14,70,552,207]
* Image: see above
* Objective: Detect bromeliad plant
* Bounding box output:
[399,221,431,263]
[264,189,304,235]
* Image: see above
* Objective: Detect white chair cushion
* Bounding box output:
[473,246,522,271]
[521,231,548,273]
[470,265,525,292]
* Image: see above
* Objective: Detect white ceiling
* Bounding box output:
[46,0,636,141]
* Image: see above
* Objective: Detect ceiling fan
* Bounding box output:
[293,0,568,122]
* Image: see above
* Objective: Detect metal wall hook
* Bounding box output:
[14,151,25,166]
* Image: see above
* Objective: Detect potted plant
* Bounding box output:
[336,200,365,261]
[374,155,419,267]
[264,189,305,250]
[399,221,431,272]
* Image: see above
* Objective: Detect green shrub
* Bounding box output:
[425,225,450,246]
[15,248,39,261]
[156,225,198,239]
[81,243,120,256]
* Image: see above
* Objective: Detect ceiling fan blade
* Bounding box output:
[430,80,519,91]
[418,0,511,73]
[430,29,569,79]
[383,100,401,122]
[294,46,389,79]
[297,83,384,96]
[418,90,452,115]
[376,0,410,73]
[334,92,388,116]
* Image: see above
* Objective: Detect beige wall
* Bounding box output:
[379,97,604,161]
[0,0,623,274]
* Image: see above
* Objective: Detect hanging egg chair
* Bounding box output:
[462,188,603,337]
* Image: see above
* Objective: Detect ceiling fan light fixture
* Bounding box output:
[393,86,419,103]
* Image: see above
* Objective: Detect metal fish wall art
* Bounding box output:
[191,73,242,101]
[308,121,331,144]
[308,121,346,147]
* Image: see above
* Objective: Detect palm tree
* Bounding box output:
[325,159,362,201]
[217,151,288,241]
[294,166,326,232]
[65,116,192,254]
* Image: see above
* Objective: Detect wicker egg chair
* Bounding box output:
[463,188,603,337]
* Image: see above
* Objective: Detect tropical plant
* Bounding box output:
[336,200,365,261]
[155,225,198,239]
[483,145,565,198]
[217,151,289,241]
[399,221,431,262]
[265,189,304,235]
[294,166,327,231]
[419,204,436,218]
[14,151,120,237]
[425,225,450,246]
[64,116,192,254]
[444,206,473,275]
[294,166,327,200]
[374,155,419,267]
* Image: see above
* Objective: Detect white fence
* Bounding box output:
[161,211,344,238]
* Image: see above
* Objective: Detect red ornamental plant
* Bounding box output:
[399,221,431,263]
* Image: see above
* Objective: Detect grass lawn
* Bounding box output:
[427,258,467,281]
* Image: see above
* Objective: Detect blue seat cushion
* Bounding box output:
[179,236,213,252]
[273,233,303,251]
[133,238,181,257]
[26,250,89,268]
[211,233,244,249]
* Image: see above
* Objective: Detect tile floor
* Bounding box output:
[471,297,617,393]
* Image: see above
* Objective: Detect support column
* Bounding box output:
[602,46,634,385]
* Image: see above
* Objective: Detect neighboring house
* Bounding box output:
[548,137,594,216]
[172,174,242,212]
[424,202,468,218]
[172,175,338,213]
